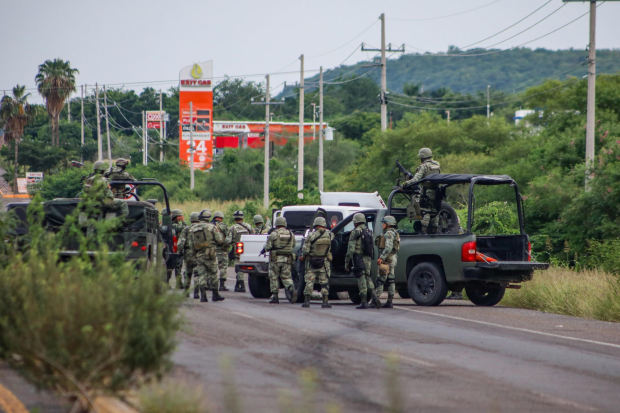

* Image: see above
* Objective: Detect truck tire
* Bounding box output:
[437,202,460,235]
[408,263,448,306]
[249,273,271,299]
[465,283,506,306]
[397,288,411,299]
[286,264,302,302]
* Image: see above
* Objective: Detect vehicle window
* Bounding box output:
[337,213,374,234]
[468,185,520,235]
[283,210,343,232]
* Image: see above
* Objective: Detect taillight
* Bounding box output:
[173,236,178,253]
[131,241,139,248]
[461,241,477,262]
[527,242,532,261]
[236,242,244,255]
[141,246,147,251]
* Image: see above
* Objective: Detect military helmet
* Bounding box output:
[93,160,107,172]
[213,211,224,219]
[189,212,200,222]
[161,208,169,215]
[313,217,327,228]
[352,213,366,224]
[382,215,397,226]
[116,158,129,168]
[198,209,212,221]
[171,209,183,218]
[418,147,433,159]
[233,210,244,219]
[253,215,264,225]
[275,216,287,227]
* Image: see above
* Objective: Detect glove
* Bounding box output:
[259,248,266,256]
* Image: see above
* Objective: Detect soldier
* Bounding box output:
[226,210,253,292]
[171,209,187,289]
[83,160,128,220]
[345,213,381,310]
[188,209,225,303]
[105,158,136,199]
[300,217,334,309]
[253,215,270,234]
[177,212,200,298]
[405,148,441,234]
[213,211,230,291]
[262,216,297,304]
[374,215,401,308]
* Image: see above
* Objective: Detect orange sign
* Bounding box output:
[179,61,213,169]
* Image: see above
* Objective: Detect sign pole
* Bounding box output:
[264,75,270,210]
[159,89,164,162]
[318,66,324,192]
[190,101,194,190]
[298,54,304,199]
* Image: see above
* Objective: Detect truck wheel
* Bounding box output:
[408,263,448,306]
[465,283,506,306]
[397,288,411,299]
[437,202,460,235]
[348,290,362,305]
[248,274,271,299]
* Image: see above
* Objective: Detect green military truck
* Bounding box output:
[302,173,548,306]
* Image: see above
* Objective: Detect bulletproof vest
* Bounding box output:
[274,228,294,255]
[190,223,215,250]
[421,160,441,188]
[310,230,331,257]
[233,223,251,243]
[353,225,364,254]
[388,229,401,251]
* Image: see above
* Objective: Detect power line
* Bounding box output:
[389,0,502,22]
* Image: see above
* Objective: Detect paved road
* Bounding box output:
[173,270,620,413]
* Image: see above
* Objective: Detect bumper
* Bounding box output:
[463,261,549,283]
[235,262,269,276]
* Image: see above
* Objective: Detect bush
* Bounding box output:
[139,380,207,413]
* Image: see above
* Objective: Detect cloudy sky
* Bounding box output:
[2,0,619,103]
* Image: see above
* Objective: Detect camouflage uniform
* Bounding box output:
[405,159,441,233]
[226,221,253,281]
[105,167,135,199]
[345,223,374,296]
[263,227,296,294]
[254,224,270,235]
[188,221,224,291]
[172,218,188,286]
[177,223,196,290]
[302,228,334,297]
[83,174,129,219]
[214,220,230,282]
[375,228,400,300]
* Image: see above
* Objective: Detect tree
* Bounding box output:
[35,58,79,146]
[0,86,37,190]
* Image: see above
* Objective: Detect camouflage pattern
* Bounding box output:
[375,228,400,298]
[226,221,253,281]
[172,219,188,281]
[405,159,441,233]
[263,227,296,293]
[83,173,129,218]
[105,167,136,199]
[254,224,270,234]
[188,222,224,290]
[345,223,374,296]
[177,223,196,288]
[302,228,334,296]
[214,221,230,280]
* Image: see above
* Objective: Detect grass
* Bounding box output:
[502,267,620,322]
[138,380,208,413]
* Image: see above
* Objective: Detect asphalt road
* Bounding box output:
[173,270,620,413]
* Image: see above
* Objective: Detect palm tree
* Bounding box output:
[35,58,79,146]
[0,86,37,191]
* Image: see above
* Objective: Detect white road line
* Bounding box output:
[231,311,255,319]
[531,391,598,412]
[398,307,620,350]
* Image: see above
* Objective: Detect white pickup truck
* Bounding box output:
[235,192,386,301]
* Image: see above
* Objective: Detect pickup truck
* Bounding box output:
[238,174,548,307]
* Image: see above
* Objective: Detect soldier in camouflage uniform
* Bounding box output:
[405,148,441,234]
[177,212,200,298]
[213,211,230,291]
[345,213,381,309]
[300,217,334,309]
[171,209,187,289]
[375,215,401,308]
[226,210,253,292]
[83,160,129,220]
[262,216,297,304]
[105,158,135,199]
[188,209,225,303]
[253,215,270,234]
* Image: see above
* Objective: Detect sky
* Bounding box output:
[1,0,619,103]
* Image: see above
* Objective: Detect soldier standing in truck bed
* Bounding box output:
[105,158,135,199]
[405,148,441,234]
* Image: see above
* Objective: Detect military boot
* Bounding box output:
[302,295,311,308]
[219,279,229,292]
[287,285,298,304]
[356,294,369,309]
[370,290,381,309]
[269,292,279,304]
[199,286,208,303]
[175,272,184,289]
[238,280,246,293]
[322,294,332,309]
[212,289,225,302]
[382,296,394,309]
[193,286,199,299]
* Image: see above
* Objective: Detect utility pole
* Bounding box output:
[104,85,112,167]
[446,110,451,125]
[298,54,305,198]
[311,103,317,140]
[361,14,404,132]
[95,83,102,161]
[68,95,71,122]
[159,89,164,162]
[189,101,195,190]
[318,66,324,192]
[142,111,146,165]
[80,85,84,163]
[487,85,491,125]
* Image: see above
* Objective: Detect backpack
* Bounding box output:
[361,228,374,258]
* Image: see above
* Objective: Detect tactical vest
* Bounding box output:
[215,222,228,250]
[353,226,364,254]
[375,229,400,252]
[191,224,215,250]
[233,223,251,243]
[421,160,441,188]
[310,230,331,257]
[274,228,294,255]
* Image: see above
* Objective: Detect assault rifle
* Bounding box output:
[390,159,414,181]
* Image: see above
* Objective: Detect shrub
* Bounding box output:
[139,380,207,413]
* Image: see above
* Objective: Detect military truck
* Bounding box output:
[6,180,177,280]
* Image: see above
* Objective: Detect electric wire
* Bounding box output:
[307,19,379,59]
